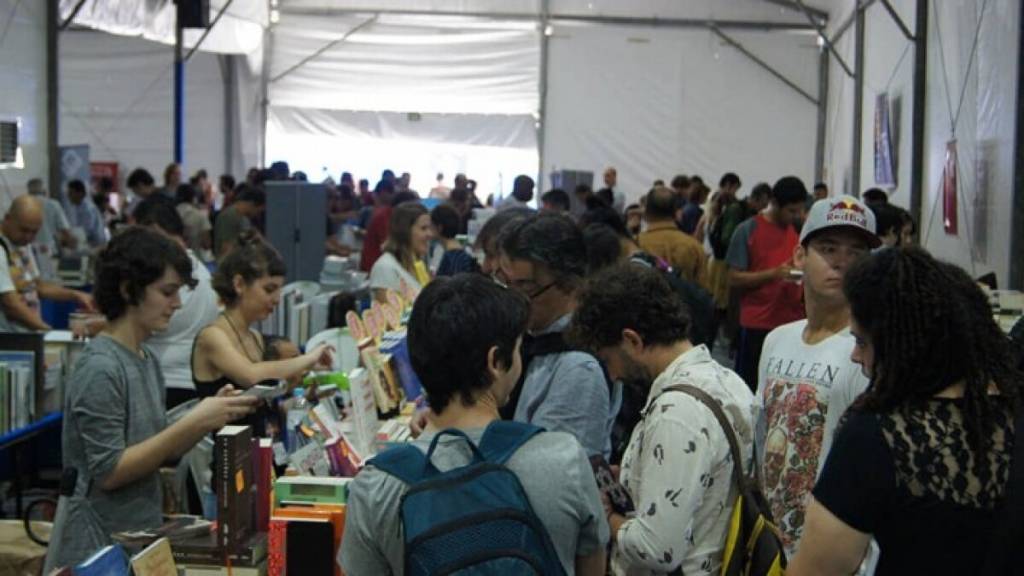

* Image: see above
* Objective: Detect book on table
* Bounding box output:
[74,544,130,576]
[215,425,253,553]
[129,537,177,576]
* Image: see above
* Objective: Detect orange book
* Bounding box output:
[273,505,346,576]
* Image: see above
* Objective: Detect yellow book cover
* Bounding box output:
[130,537,177,576]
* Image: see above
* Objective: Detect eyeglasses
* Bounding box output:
[491,272,557,301]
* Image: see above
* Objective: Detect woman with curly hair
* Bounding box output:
[43,227,259,571]
[789,247,1022,576]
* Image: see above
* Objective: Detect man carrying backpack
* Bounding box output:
[341,274,608,575]
[570,263,758,576]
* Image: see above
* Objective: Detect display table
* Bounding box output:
[0,520,49,576]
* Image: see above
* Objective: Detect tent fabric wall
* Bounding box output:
[0,0,49,205]
[58,0,266,55]
[544,22,819,206]
[824,0,1020,286]
[269,107,536,150]
[268,13,540,115]
[59,30,233,184]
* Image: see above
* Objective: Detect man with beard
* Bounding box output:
[570,263,754,576]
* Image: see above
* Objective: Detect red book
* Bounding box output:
[267,518,288,576]
[254,438,273,532]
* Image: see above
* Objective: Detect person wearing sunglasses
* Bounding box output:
[496,213,620,460]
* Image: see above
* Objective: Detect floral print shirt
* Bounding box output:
[613,345,755,576]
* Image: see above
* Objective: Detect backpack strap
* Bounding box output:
[478,421,544,464]
[658,385,746,491]
[369,428,489,484]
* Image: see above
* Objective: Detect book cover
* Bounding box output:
[360,346,399,416]
[347,368,379,457]
[171,531,267,567]
[589,455,635,515]
[267,518,288,576]
[286,518,335,576]
[74,544,129,576]
[382,336,423,402]
[215,425,253,552]
[129,537,177,576]
[254,438,273,533]
[274,506,346,576]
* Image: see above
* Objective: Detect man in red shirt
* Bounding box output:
[359,182,395,272]
[726,176,808,389]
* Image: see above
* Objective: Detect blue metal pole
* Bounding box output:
[174,14,184,164]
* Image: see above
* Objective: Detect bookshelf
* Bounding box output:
[0,332,61,518]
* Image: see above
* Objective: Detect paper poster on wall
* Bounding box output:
[943,140,958,235]
[58,145,90,198]
[874,93,896,187]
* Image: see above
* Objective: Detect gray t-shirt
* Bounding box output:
[47,335,168,569]
[213,205,251,256]
[340,427,609,575]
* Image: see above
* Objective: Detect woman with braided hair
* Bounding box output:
[789,247,1022,576]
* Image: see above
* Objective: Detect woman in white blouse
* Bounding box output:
[369,202,433,302]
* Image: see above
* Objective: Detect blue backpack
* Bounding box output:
[369,421,566,576]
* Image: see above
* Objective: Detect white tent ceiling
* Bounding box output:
[61,0,838,57]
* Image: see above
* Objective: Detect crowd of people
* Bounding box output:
[13,159,1022,576]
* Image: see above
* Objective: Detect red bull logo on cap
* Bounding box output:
[826,199,868,226]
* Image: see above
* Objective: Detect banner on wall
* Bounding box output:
[943,140,958,235]
[90,162,119,192]
[58,145,90,198]
[874,93,896,187]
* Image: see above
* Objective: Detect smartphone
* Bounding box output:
[242,381,289,399]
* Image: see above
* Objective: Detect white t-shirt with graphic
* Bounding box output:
[754,319,870,559]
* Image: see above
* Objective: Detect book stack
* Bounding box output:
[172,531,268,572]
[268,513,340,576]
[253,438,274,533]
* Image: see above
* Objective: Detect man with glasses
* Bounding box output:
[755,195,879,559]
[496,213,619,459]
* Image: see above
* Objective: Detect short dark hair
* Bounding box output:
[263,335,292,361]
[813,181,828,192]
[390,190,419,208]
[134,195,185,238]
[219,174,236,191]
[869,202,903,238]
[862,188,888,205]
[574,183,592,196]
[175,183,198,205]
[94,227,194,321]
[474,207,532,256]
[408,274,529,413]
[430,204,461,240]
[570,262,692,351]
[644,186,677,220]
[212,232,286,306]
[512,175,535,202]
[541,188,570,211]
[582,223,624,274]
[68,179,86,195]
[771,176,809,207]
[720,172,741,189]
[499,213,587,289]
[596,188,614,207]
[750,182,772,201]
[127,168,154,189]
[578,205,630,239]
[235,185,266,207]
[670,174,690,190]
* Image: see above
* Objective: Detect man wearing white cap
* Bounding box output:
[754,195,881,560]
